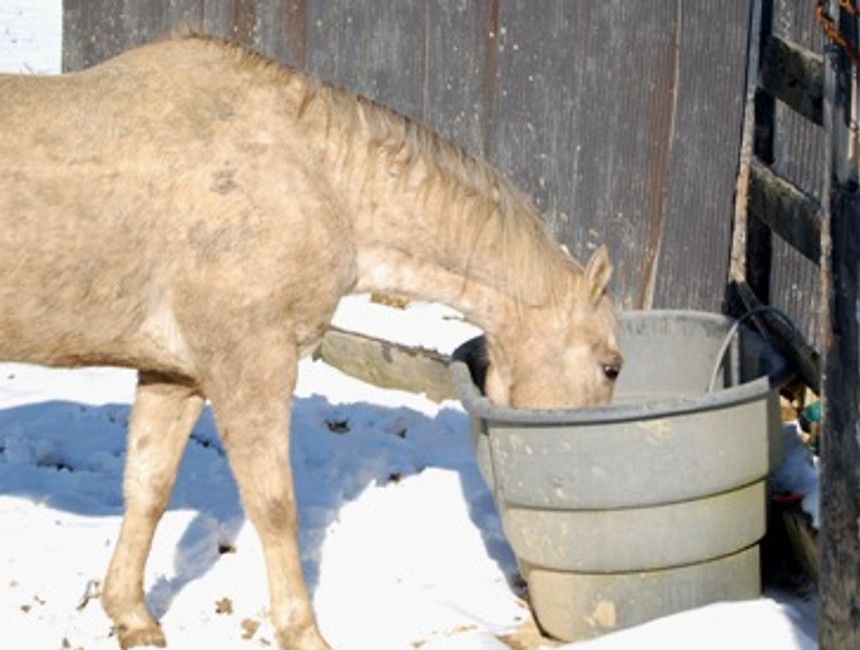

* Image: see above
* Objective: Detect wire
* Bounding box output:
[707,306,806,393]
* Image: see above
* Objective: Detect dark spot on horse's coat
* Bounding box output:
[188,217,253,262]
[210,168,238,194]
[239,140,269,155]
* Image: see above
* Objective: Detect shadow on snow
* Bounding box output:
[0,393,517,609]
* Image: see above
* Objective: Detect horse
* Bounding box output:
[0,34,622,650]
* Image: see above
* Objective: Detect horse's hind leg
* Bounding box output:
[102,371,204,649]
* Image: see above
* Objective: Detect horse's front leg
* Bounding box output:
[206,343,331,650]
[102,372,203,648]
[103,371,204,649]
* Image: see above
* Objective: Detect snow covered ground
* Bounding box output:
[0,301,821,650]
[0,4,820,649]
[0,1,61,74]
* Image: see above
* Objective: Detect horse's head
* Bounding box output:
[483,245,622,409]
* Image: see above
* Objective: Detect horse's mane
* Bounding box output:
[184,33,580,307]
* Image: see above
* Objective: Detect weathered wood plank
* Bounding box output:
[760,34,824,126]
[731,0,825,362]
[769,0,827,199]
[199,1,233,40]
[63,0,129,70]
[424,0,496,157]
[819,1,860,645]
[64,0,210,70]
[748,158,822,265]
[64,1,307,70]
[315,328,455,402]
[729,0,763,296]
[304,1,427,122]
[747,0,778,308]
[489,1,678,310]
[254,0,307,67]
[230,0,258,45]
[652,0,752,312]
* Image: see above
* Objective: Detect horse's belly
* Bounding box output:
[0,192,188,370]
[0,264,187,372]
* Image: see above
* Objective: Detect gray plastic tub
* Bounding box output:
[450,310,789,641]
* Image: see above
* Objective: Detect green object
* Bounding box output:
[801,400,821,429]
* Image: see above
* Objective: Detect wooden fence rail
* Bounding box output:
[730,0,824,391]
[732,0,860,647]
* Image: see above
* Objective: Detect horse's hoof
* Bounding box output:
[116,624,167,649]
[276,626,332,650]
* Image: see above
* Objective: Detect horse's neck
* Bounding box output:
[347,168,482,307]
[353,236,512,332]
[304,98,574,333]
[338,147,547,331]
[353,216,507,331]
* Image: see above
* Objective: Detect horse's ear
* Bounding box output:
[583,245,613,304]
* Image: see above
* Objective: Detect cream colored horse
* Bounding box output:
[0,35,621,650]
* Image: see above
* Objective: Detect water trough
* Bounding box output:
[450,310,790,641]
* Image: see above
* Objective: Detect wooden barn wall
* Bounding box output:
[63,0,757,314]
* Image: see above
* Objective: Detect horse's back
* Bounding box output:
[0,37,356,373]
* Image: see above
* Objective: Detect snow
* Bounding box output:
[0,341,524,650]
[771,423,821,529]
[0,4,819,649]
[331,295,481,355]
[0,305,821,650]
[0,0,61,74]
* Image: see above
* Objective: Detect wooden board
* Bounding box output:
[652,1,752,312]
[424,0,497,156]
[304,0,427,121]
[819,3,860,644]
[487,1,679,309]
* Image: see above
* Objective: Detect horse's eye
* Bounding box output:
[602,363,621,381]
